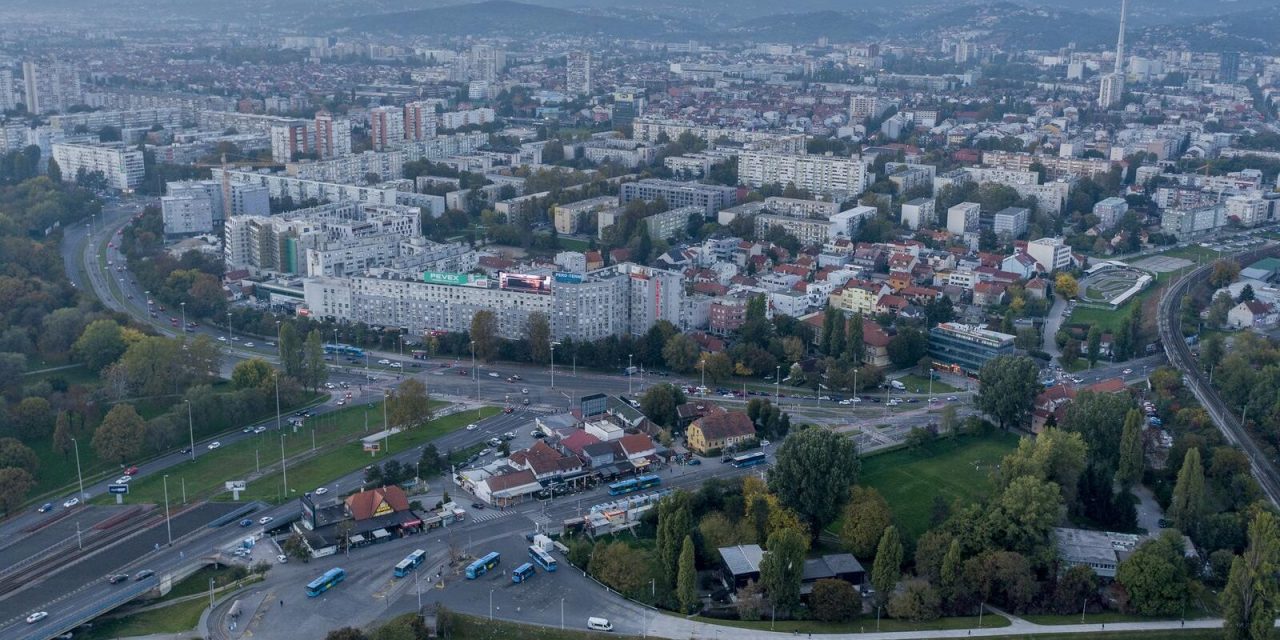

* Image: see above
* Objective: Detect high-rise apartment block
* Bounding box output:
[946,202,981,235]
[900,197,936,230]
[52,143,144,190]
[369,106,405,151]
[993,206,1030,238]
[270,121,311,163]
[0,68,15,112]
[567,51,592,96]
[738,152,871,198]
[22,60,83,114]
[403,101,441,141]
[162,179,270,235]
[313,111,351,159]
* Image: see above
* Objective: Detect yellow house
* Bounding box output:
[687,412,756,455]
[832,280,882,315]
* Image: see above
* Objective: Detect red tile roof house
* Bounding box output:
[508,440,584,483]
[1032,383,1076,433]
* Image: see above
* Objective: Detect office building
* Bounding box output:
[993,207,1029,239]
[368,106,405,151]
[313,111,352,159]
[946,202,980,235]
[927,322,1015,374]
[22,60,82,114]
[620,179,738,218]
[1026,237,1074,272]
[554,196,618,234]
[738,151,870,198]
[51,143,144,191]
[1092,197,1128,230]
[566,51,592,96]
[0,68,14,111]
[901,197,935,230]
[270,121,311,163]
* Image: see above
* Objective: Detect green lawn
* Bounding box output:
[1023,612,1210,625]
[896,374,960,394]
[833,432,1020,541]
[396,612,639,640]
[94,399,423,505]
[695,612,1010,633]
[553,237,592,252]
[237,405,498,504]
[79,592,207,640]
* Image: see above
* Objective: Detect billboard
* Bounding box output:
[553,271,584,284]
[422,271,472,286]
[499,272,552,294]
[108,484,129,494]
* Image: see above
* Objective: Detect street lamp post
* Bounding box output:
[226,311,232,346]
[775,365,780,405]
[470,341,478,401]
[280,433,288,497]
[274,371,282,433]
[186,399,195,462]
[162,475,173,545]
[180,302,186,338]
[628,354,633,396]
[550,342,557,389]
[489,589,495,621]
[71,437,85,500]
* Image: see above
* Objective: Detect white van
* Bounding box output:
[587,617,613,632]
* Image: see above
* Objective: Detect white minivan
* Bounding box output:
[587,617,613,632]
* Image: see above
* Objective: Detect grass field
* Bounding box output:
[695,612,1010,633]
[896,374,960,394]
[831,432,1020,541]
[79,592,207,640]
[95,399,444,505]
[238,405,500,504]
[389,612,638,640]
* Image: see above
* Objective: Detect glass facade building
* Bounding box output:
[927,322,1016,374]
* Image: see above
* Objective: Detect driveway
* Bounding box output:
[1042,295,1066,360]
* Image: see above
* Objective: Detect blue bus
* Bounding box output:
[512,562,535,583]
[305,568,345,597]
[323,344,366,358]
[607,474,662,496]
[732,452,767,468]
[393,549,427,578]
[528,546,557,572]
[465,551,501,579]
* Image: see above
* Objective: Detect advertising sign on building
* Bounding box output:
[422,271,472,286]
[499,272,552,293]
[553,271,584,284]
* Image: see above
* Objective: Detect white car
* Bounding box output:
[254,426,267,434]
[218,336,228,342]
[62,498,79,508]
[389,362,402,368]
[259,516,274,525]
[377,359,391,365]
[466,423,478,431]
[1122,368,1134,375]
[277,554,288,564]
[946,396,958,402]
[244,342,255,348]
[760,440,771,447]
[115,476,132,484]
[325,383,336,389]
[314,487,328,495]
[207,441,221,450]
[25,612,48,624]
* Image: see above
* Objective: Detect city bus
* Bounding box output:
[528,546,558,572]
[465,551,501,579]
[607,474,662,496]
[511,562,535,583]
[731,452,767,468]
[305,568,345,597]
[410,350,429,360]
[393,549,427,578]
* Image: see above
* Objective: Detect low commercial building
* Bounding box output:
[295,485,427,556]
[927,322,1015,374]
[1053,527,1139,579]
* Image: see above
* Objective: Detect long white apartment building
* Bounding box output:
[754,205,876,247]
[981,150,1113,179]
[554,196,618,234]
[52,142,145,190]
[631,118,806,154]
[48,107,187,133]
[286,150,404,184]
[211,167,446,216]
[438,107,495,131]
[738,151,871,199]
[302,262,690,342]
[225,201,422,276]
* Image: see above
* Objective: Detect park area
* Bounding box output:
[1078,266,1152,309]
[831,431,1020,542]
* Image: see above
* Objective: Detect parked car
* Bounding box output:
[471,502,485,510]
[277,554,288,564]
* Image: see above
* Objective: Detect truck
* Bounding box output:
[889,380,906,391]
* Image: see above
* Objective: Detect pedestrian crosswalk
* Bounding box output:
[469,509,517,524]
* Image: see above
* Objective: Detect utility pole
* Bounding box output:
[71,437,85,500]
[186,400,195,462]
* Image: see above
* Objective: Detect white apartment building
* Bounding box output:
[161,180,270,235]
[369,106,405,151]
[901,197,935,230]
[763,197,841,218]
[566,51,592,96]
[225,201,421,275]
[48,107,186,133]
[52,143,144,190]
[738,151,870,198]
[1093,197,1128,230]
[753,205,874,247]
[403,101,441,141]
[23,60,82,114]
[0,68,15,112]
[270,121,311,163]
[1162,206,1228,239]
[211,167,446,216]
[619,179,738,217]
[554,196,618,234]
[631,118,806,154]
[982,150,1113,179]
[438,108,495,131]
[582,138,656,168]
[993,207,1030,239]
[1026,237,1073,272]
[1225,194,1273,227]
[946,202,980,235]
[287,150,404,184]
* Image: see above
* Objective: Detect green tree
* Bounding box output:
[940,538,963,605]
[303,330,327,391]
[677,535,698,613]
[53,410,73,457]
[887,578,942,621]
[656,491,694,587]
[829,314,847,358]
[387,378,431,428]
[526,312,551,364]
[12,396,53,438]
[639,383,685,428]
[1086,326,1102,366]
[759,527,808,616]
[92,403,145,465]
[871,525,904,608]
[662,333,700,374]
[701,352,733,384]
[887,327,928,369]
[1169,448,1206,539]
[1116,409,1145,488]
[811,578,860,622]
[231,358,275,390]
[588,541,654,597]
[418,444,445,477]
[73,319,126,373]
[998,428,1086,506]
[839,486,893,558]
[989,476,1063,556]
[0,467,35,516]
[1222,510,1280,640]
[844,312,865,364]
[976,355,1041,430]
[470,310,498,362]
[1116,531,1190,616]
[0,438,39,474]
[279,323,303,379]
[1061,391,1132,474]
[768,427,860,537]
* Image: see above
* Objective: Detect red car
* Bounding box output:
[123,466,139,476]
